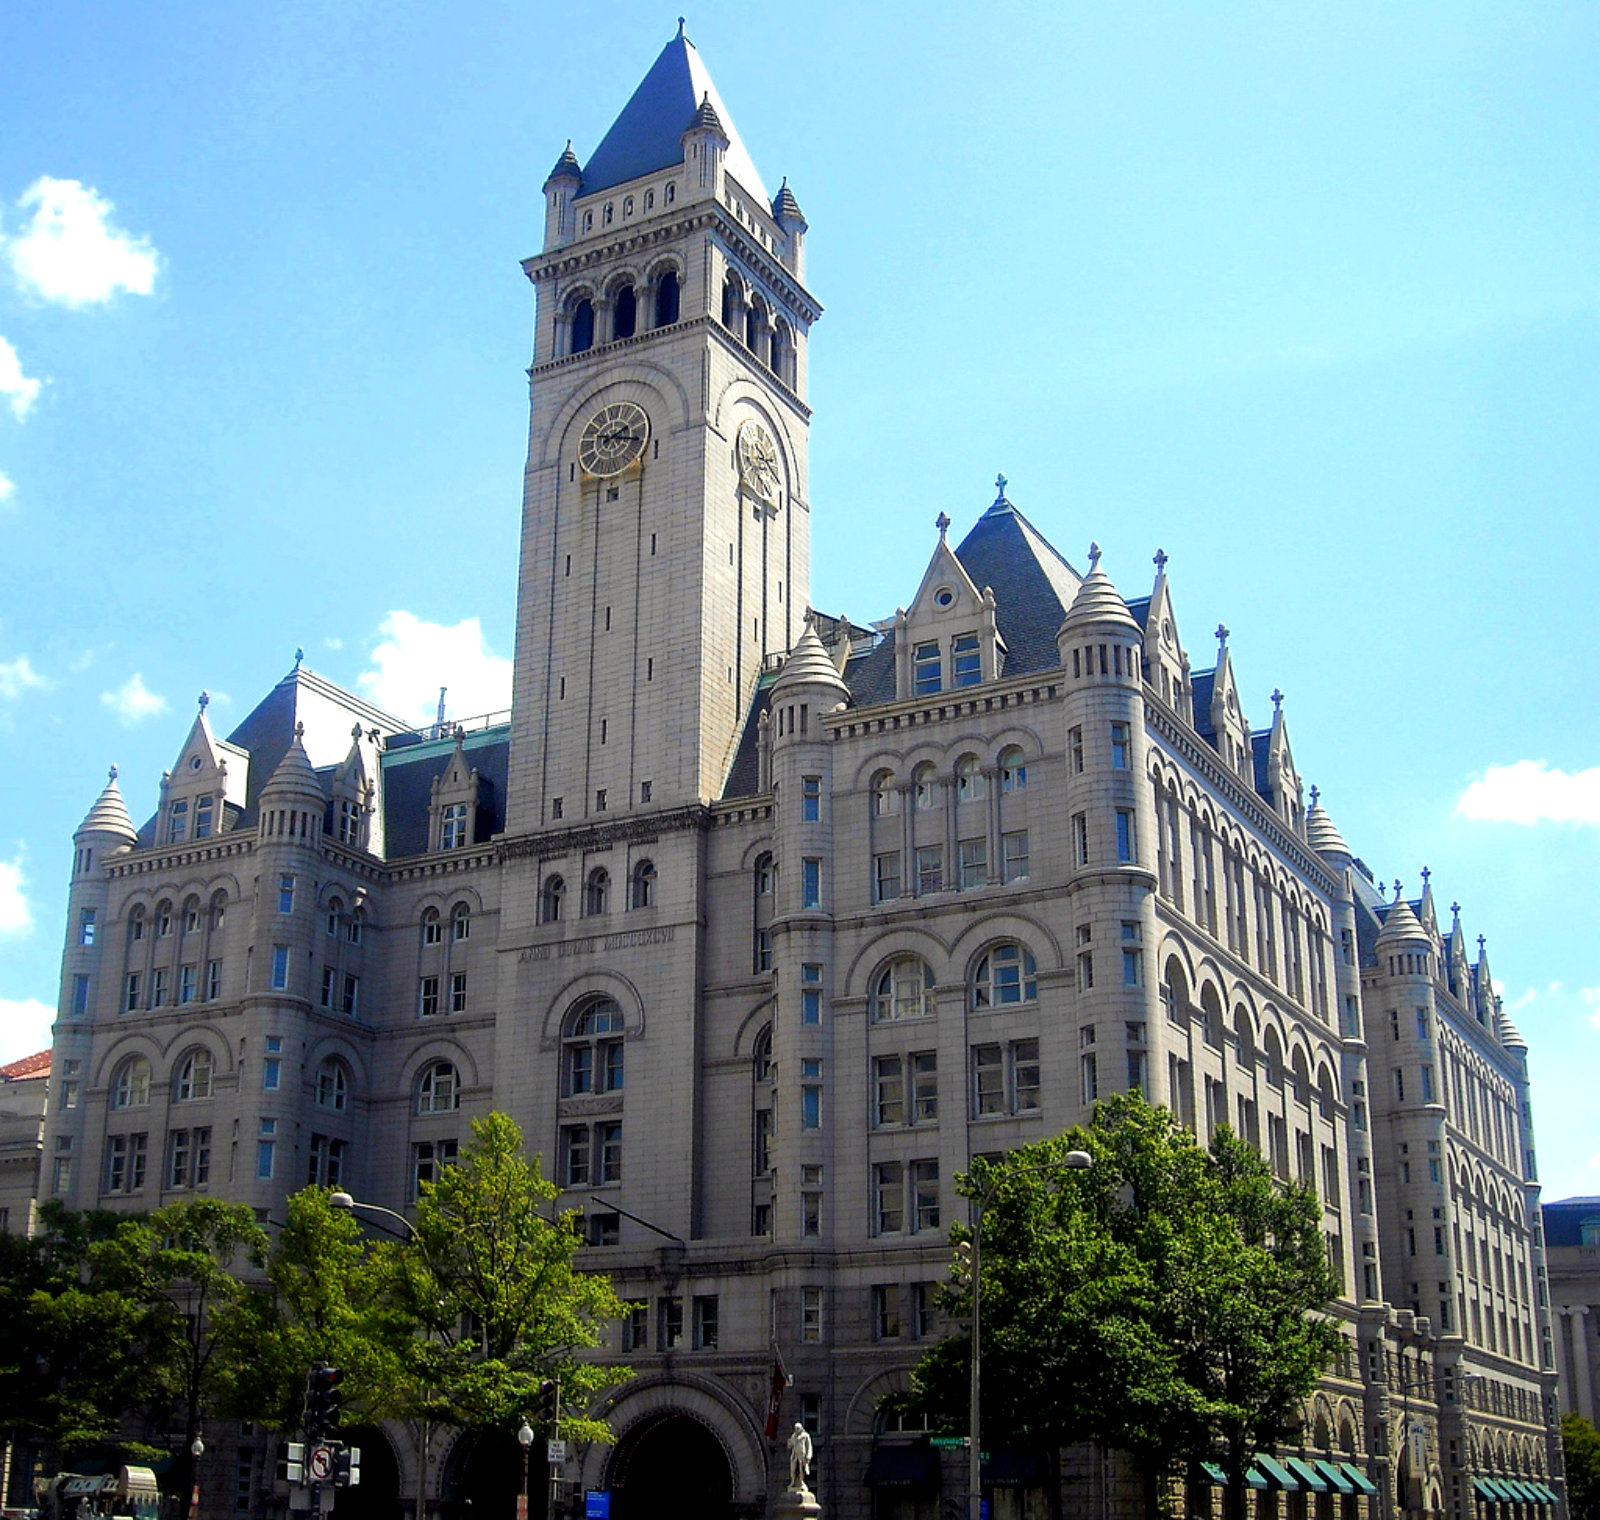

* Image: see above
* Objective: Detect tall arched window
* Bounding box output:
[422,908,443,945]
[563,998,624,1096]
[871,956,934,1022]
[912,764,937,811]
[722,277,741,331]
[541,875,564,924]
[654,270,680,328]
[999,747,1027,791]
[571,299,595,354]
[754,853,774,895]
[631,860,656,910]
[416,1060,460,1115]
[112,1055,151,1109]
[870,770,898,816]
[955,755,985,803]
[584,868,610,916]
[1263,1028,1285,1089]
[971,943,1036,1008]
[326,897,345,937]
[745,296,762,351]
[174,1048,214,1102]
[129,905,147,943]
[612,283,637,340]
[451,903,471,941]
[182,895,202,935]
[316,1059,349,1112]
[752,1024,774,1178]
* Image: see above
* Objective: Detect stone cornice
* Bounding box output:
[498,803,714,863]
[108,837,256,878]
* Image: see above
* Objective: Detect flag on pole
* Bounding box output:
[763,1344,790,1439]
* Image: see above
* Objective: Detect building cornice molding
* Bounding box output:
[498,803,714,863]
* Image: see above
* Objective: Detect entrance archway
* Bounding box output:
[439,1428,544,1520]
[329,1426,401,1520]
[608,1411,735,1520]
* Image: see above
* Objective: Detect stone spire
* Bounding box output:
[1305,785,1353,862]
[77,765,138,844]
[773,620,850,700]
[1057,545,1139,636]
[1375,885,1427,947]
[260,723,324,802]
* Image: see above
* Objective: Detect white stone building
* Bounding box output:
[41,25,1566,1520]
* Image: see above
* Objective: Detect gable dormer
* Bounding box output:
[892,514,1004,701]
[329,723,381,856]
[1206,629,1252,781]
[427,733,484,853]
[1262,689,1305,832]
[1141,551,1194,724]
[157,693,249,846]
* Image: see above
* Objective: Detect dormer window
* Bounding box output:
[336,799,362,846]
[440,803,469,851]
[194,796,214,839]
[952,632,981,687]
[169,798,188,844]
[913,642,941,696]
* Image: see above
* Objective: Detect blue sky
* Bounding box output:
[1,2,1595,1197]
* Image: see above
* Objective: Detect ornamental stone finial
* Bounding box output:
[1087,541,1101,571]
[109,763,119,781]
[198,690,210,712]
[936,511,951,539]
[294,721,305,741]
[294,647,304,668]
[1216,623,1229,646]
[1153,547,1168,573]
[994,472,1007,500]
[1271,688,1283,711]
[1309,784,1319,807]
[1393,879,1403,902]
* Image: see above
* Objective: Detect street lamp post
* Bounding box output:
[517,1421,534,1520]
[188,1435,204,1520]
[967,1150,1094,1520]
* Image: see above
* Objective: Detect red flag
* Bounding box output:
[763,1345,790,1439]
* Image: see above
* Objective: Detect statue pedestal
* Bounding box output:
[775,1482,821,1519]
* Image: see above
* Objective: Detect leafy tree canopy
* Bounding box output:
[1565,1414,1600,1520]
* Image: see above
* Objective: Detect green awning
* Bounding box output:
[1340,1463,1379,1495]
[1509,1481,1541,1502]
[1501,1481,1531,1502]
[1532,1483,1560,1504]
[1474,1479,1502,1501]
[1201,1461,1267,1491]
[1482,1479,1514,1501]
[1284,1458,1329,1492]
[1315,1460,1357,1494]
[1254,1455,1300,1491]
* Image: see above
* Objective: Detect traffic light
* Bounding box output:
[538,1378,560,1430]
[303,1364,345,1437]
[334,1446,361,1489]
[276,1443,306,1485]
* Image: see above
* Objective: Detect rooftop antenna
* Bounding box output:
[435,687,448,739]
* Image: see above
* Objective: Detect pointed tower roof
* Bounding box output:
[771,177,806,227]
[259,724,325,801]
[581,28,768,201]
[544,140,582,188]
[773,621,850,700]
[1305,786,1352,861]
[1058,545,1140,636]
[1376,885,1428,946]
[1495,999,1528,1051]
[684,91,727,139]
[77,765,138,843]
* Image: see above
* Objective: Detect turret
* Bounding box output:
[61,765,137,1021]
[1056,545,1163,1109]
[251,725,325,1003]
[542,140,582,252]
[771,177,808,279]
[681,90,729,201]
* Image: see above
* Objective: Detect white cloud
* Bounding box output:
[0,469,13,503]
[100,671,168,724]
[0,335,42,419]
[0,655,46,700]
[358,611,512,725]
[0,997,56,1058]
[5,177,159,307]
[1455,760,1600,826]
[323,637,343,651]
[0,857,33,936]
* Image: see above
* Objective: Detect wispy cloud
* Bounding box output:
[358,611,511,726]
[0,470,13,503]
[0,997,55,1059]
[100,671,168,724]
[5,177,159,307]
[1455,760,1600,826]
[0,655,46,701]
[0,335,42,419]
[0,856,33,936]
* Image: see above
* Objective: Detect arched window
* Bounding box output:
[871,956,934,1022]
[112,1056,151,1109]
[870,770,898,816]
[422,908,443,945]
[129,905,146,943]
[316,1059,349,1112]
[584,868,610,917]
[999,746,1027,792]
[1201,985,1224,1049]
[752,1024,774,1178]
[771,318,793,384]
[347,908,364,945]
[722,276,741,331]
[210,891,227,929]
[912,763,937,811]
[564,997,624,1096]
[653,270,680,328]
[541,875,564,924]
[972,943,1037,1008]
[631,860,656,910]
[955,755,985,804]
[451,903,470,941]
[181,895,202,935]
[174,1048,214,1102]
[326,897,344,937]
[754,853,774,896]
[1317,1064,1338,1121]
[1263,1028,1285,1089]
[752,1024,773,1084]
[1234,1008,1256,1072]
[416,1060,460,1115]
[745,296,762,352]
[156,900,174,937]
[1291,1048,1312,1108]
[571,298,594,354]
[612,283,637,340]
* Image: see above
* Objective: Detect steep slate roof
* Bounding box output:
[580,30,769,202]
[952,496,1083,677]
[1190,669,1218,737]
[381,729,509,859]
[1251,730,1273,800]
[843,633,898,707]
[1543,1197,1600,1247]
[723,676,777,800]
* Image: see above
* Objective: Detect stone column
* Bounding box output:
[1569,1307,1595,1422]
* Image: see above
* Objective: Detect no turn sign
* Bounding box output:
[309,1446,334,1482]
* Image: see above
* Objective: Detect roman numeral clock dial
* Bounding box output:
[578,401,650,477]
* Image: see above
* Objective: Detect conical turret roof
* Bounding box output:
[581,29,767,200]
[772,177,806,227]
[1058,547,1140,636]
[773,622,850,699]
[1305,787,1352,860]
[259,726,325,800]
[1376,890,1428,946]
[1495,1000,1528,1051]
[544,140,582,187]
[77,765,137,843]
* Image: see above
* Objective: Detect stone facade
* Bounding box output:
[1545,1198,1600,1425]
[40,26,1566,1520]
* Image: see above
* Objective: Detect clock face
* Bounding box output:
[579,401,650,478]
[737,419,781,503]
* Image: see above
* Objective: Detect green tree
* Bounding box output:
[378,1113,631,1443]
[903,1094,1341,1520]
[1565,1414,1600,1520]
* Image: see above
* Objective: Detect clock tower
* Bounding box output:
[504,25,821,834]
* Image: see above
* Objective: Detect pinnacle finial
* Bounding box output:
[294,721,305,741]
[1393,878,1403,902]
[1309,783,1319,807]
[677,15,686,37]
[198,690,210,712]
[1477,934,1486,951]
[936,511,951,540]
[1421,866,1431,885]
[1271,687,1284,711]
[352,722,364,740]
[994,472,1007,500]
[1087,541,1102,571]
[294,647,304,668]
[1451,901,1461,918]
[108,763,119,782]
[1153,547,1168,573]
[1216,623,1229,646]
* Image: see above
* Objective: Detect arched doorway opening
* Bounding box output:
[439,1428,544,1520]
[329,1426,401,1520]
[608,1411,735,1520]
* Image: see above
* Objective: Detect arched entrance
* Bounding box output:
[330,1426,401,1520]
[439,1428,545,1520]
[608,1411,735,1520]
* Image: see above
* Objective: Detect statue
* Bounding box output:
[787,1421,813,1491]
